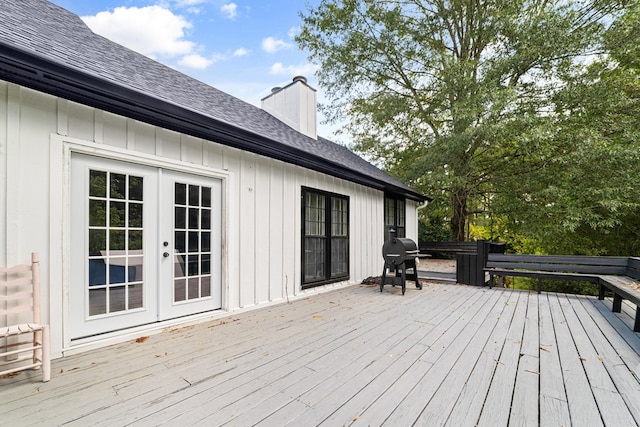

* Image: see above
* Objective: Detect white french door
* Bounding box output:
[158,170,222,319]
[70,154,222,339]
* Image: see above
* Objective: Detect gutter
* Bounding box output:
[0,43,427,202]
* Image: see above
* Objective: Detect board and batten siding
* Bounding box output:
[0,81,405,357]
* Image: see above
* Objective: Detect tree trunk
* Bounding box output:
[450,187,469,242]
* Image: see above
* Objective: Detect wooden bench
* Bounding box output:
[485,254,640,332]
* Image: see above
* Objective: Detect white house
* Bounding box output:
[0,0,427,358]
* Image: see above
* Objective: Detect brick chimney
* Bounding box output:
[261,76,317,140]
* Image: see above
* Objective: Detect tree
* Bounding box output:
[491,2,640,255]
[297,0,629,241]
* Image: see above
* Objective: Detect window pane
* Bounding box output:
[188,277,199,299]
[188,254,199,276]
[129,284,143,309]
[331,238,349,277]
[89,170,107,197]
[129,176,143,201]
[385,197,395,226]
[110,230,126,251]
[188,231,199,252]
[201,254,211,274]
[174,255,186,278]
[189,208,199,230]
[89,200,106,226]
[128,230,143,251]
[129,203,143,228]
[202,187,211,207]
[175,279,186,302]
[175,183,186,205]
[189,185,200,206]
[110,174,126,199]
[175,231,186,253]
[89,229,106,255]
[331,197,348,237]
[108,259,127,284]
[304,237,325,282]
[201,276,211,297]
[201,232,211,252]
[89,288,106,316]
[201,209,211,229]
[305,192,325,236]
[110,201,126,227]
[88,259,106,286]
[109,286,126,312]
[175,207,186,229]
[129,256,143,281]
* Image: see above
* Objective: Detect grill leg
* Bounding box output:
[401,266,406,295]
[381,265,387,292]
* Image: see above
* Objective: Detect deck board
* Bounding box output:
[1,283,640,426]
[538,293,571,426]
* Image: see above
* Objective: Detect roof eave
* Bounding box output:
[0,43,427,202]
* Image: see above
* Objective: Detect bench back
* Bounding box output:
[627,257,640,280]
[419,241,478,253]
[486,254,629,275]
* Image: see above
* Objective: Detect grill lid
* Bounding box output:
[382,229,418,265]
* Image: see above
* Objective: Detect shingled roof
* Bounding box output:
[0,0,426,201]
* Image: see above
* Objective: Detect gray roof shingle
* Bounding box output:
[0,0,425,201]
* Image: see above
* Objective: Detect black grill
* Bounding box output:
[380,229,421,294]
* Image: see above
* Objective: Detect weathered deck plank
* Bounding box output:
[476,290,528,426]
[538,293,571,427]
[443,291,521,426]
[1,283,639,427]
[558,294,637,426]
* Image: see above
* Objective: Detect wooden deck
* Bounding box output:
[2,282,640,426]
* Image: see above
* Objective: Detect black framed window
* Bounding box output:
[384,195,406,240]
[302,187,349,288]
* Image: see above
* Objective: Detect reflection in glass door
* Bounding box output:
[70,154,158,339]
[87,170,145,315]
[173,182,212,302]
[71,154,222,339]
[160,170,222,319]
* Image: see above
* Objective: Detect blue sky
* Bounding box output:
[48,0,342,140]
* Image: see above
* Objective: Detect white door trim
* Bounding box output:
[51,136,229,351]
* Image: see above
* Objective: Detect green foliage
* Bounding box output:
[296,0,640,301]
[298,0,634,246]
[510,278,599,296]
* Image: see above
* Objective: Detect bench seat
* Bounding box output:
[599,274,640,332]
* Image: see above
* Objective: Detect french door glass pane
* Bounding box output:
[87,169,145,316]
[174,182,213,302]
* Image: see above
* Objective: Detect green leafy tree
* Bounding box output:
[297,0,629,241]
[492,3,640,255]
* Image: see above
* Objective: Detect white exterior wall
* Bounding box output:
[0,81,400,357]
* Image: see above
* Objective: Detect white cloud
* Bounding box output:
[173,0,207,6]
[82,6,194,59]
[261,36,292,53]
[178,53,215,69]
[269,62,317,76]
[233,47,250,57]
[221,3,237,20]
[288,26,300,39]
